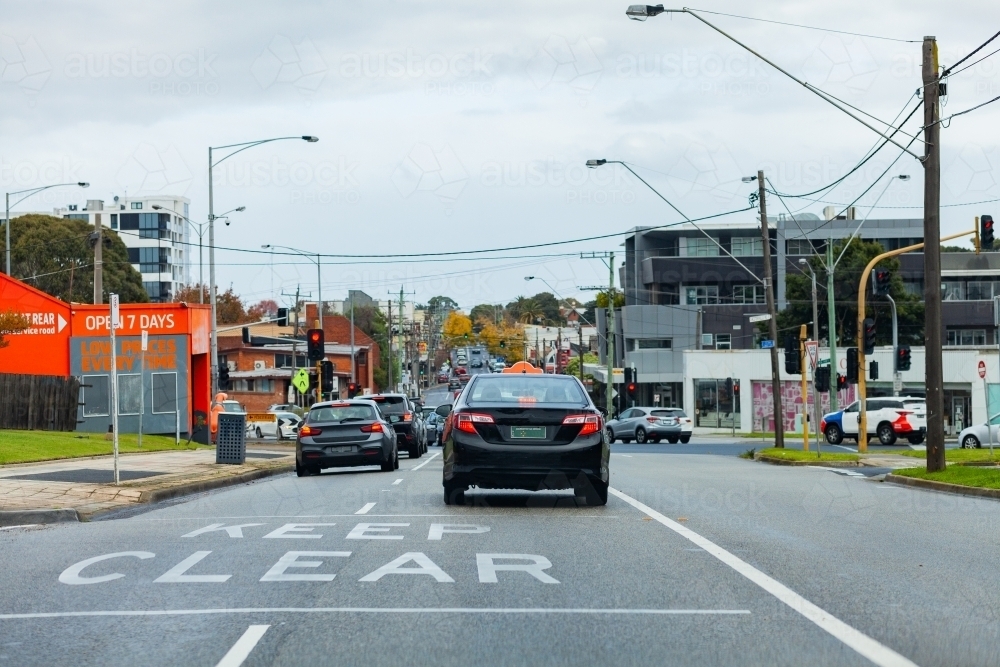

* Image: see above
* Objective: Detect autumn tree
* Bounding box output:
[173,283,209,304]
[215,287,248,324]
[442,310,473,342]
[247,299,279,321]
[0,310,29,348]
[470,303,500,324]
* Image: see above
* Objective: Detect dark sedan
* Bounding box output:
[369,394,425,458]
[442,374,608,506]
[296,400,398,476]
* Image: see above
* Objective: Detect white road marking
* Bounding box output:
[260,552,351,582]
[183,523,264,538]
[409,452,440,471]
[618,454,633,458]
[359,552,454,582]
[355,503,377,515]
[609,487,919,667]
[392,479,403,485]
[215,624,269,667]
[0,607,750,620]
[0,525,39,531]
[154,551,231,584]
[806,467,867,478]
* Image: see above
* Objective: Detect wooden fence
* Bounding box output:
[0,374,80,431]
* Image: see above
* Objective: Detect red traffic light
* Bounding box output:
[306,328,325,361]
[626,382,637,395]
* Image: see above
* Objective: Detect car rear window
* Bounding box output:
[370,396,407,414]
[309,404,376,422]
[468,376,587,405]
[652,409,686,418]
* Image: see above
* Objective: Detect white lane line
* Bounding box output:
[392,479,403,485]
[215,624,269,667]
[355,503,376,515]
[409,451,440,471]
[0,525,39,531]
[0,607,748,620]
[609,487,919,667]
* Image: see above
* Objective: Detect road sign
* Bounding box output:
[805,341,819,369]
[141,330,148,352]
[292,367,310,394]
[109,294,119,328]
[612,368,624,383]
[760,339,774,349]
[748,313,771,323]
[979,360,987,379]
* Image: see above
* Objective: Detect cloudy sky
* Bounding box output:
[3,0,1000,310]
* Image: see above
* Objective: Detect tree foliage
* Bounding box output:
[173,283,208,304]
[427,295,459,314]
[0,310,29,349]
[349,304,392,390]
[476,319,526,362]
[2,214,147,303]
[563,351,598,377]
[442,311,473,340]
[595,288,624,309]
[469,303,499,324]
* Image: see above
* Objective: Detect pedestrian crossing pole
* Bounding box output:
[800,324,809,451]
[109,293,120,485]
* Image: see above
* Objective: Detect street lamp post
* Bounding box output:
[5,182,89,276]
[153,205,244,304]
[261,244,323,338]
[208,136,317,405]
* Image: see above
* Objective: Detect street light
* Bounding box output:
[261,244,324,366]
[5,182,89,276]
[208,135,317,403]
[153,205,244,304]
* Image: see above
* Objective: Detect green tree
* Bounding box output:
[0,310,29,348]
[3,214,147,303]
[469,303,499,325]
[564,351,598,377]
[349,304,392,390]
[595,288,624,308]
[427,295,458,314]
[530,292,563,325]
[777,239,924,347]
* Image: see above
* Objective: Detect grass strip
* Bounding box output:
[0,430,207,465]
[757,447,859,462]
[893,466,1000,490]
[897,448,1000,462]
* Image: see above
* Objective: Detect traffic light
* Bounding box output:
[732,379,740,399]
[872,269,891,296]
[784,335,800,375]
[725,377,733,396]
[837,373,847,392]
[869,360,879,381]
[242,327,251,345]
[896,345,912,371]
[276,307,288,326]
[626,382,637,399]
[499,340,506,349]
[624,367,634,385]
[862,318,876,355]
[306,328,324,361]
[320,360,334,393]
[347,382,360,398]
[814,366,830,393]
[419,360,427,376]
[846,347,859,384]
[982,214,994,249]
[218,364,230,390]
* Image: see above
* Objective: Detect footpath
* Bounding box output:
[0,445,294,525]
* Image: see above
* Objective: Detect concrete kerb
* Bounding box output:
[884,473,1000,501]
[0,508,80,527]
[754,454,861,468]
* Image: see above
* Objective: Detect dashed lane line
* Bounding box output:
[609,487,920,667]
[392,479,403,485]
[408,452,440,471]
[355,503,376,515]
[216,625,269,667]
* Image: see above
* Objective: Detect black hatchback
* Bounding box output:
[442,373,608,505]
[296,400,398,476]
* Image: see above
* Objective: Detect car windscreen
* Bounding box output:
[308,404,376,423]
[467,376,587,405]
[371,396,407,414]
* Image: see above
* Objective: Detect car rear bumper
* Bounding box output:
[297,441,391,468]
[444,437,608,490]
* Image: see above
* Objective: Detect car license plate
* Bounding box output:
[332,446,353,453]
[510,426,546,439]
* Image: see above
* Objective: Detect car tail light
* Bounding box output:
[299,424,322,437]
[562,414,602,435]
[402,412,413,422]
[896,410,913,416]
[360,422,383,433]
[456,413,495,434]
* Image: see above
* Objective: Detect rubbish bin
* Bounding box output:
[216,412,246,464]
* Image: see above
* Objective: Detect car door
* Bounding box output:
[841,401,860,435]
[610,409,629,436]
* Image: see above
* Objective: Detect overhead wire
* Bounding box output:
[687,7,920,43]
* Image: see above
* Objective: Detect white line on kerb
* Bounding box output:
[0,607,749,620]
[410,452,440,471]
[215,624,269,667]
[0,525,39,531]
[392,479,403,485]
[355,503,376,515]
[608,487,919,667]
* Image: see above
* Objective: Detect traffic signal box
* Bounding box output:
[846,347,859,384]
[862,319,876,356]
[347,382,360,398]
[784,335,800,375]
[307,328,325,361]
[814,366,830,393]
[982,214,994,249]
[872,269,891,296]
[218,365,230,390]
[836,374,847,392]
[896,345,912,372]
[320,360,334,393]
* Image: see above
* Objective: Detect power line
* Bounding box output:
[937,92,1000,126]
[942,29,1000,77]
[687,7,920,43]
[943,45,1000,79]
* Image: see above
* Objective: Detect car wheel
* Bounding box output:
[255,427,262,439]
[962,434,981,449]
[907,434,925,445]
[605,428,615,444]
[667,436,679,444]
[635,428,647,444]
[649,435,661,443]
[295,461,307,477]
[876,422,897,446]
[680,435,690,444]
[381,452,394,472]
[409,443,421,458]
[574,479,608,506]
[825,423,844,445]
[443,483,466,505]
[276,428,284,441]
[394,447,400,469]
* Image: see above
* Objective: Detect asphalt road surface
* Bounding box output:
[2,442,998,666]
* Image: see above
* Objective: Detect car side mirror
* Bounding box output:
[412,402,422,412]
[435,404,452,417]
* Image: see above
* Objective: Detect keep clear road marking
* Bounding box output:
[392,479,403,485]
[608,487,920,667]
[355,503,377,515]
[409,451,440,471]
[216,625,269,667]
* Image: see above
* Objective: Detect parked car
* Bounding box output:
[369,394,426,458]
[821,397,927,445]
[605,407,683,444]
[646,408,692,443]
[958,415,1000,449]
[220,400,244,413]
[442,373,607,505]
[296,399,398,476]
[249,411,302,440]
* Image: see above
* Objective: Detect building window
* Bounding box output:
[733,285,766,304]
[731,237,763,256]
[942,282,966,301]
[685,237,720,257]
[152,373,177,413]
[131,202,142,210]
[903,280,922,297]
[968,281,995,301]
[119,213,140,230]
[685,286,719,305]
[230,379,275,393]
[118,374,142,415]
[715,334,732,350]
[82,375,110,417]
[694,378,740,429]
[947,329,986,346]
[786,239,814,255]
[275,353,308,368]
[630,338,672,351]
[110,214,118,230]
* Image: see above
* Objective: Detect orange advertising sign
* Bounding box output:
[0,274,72,376]
[71,305,185,337]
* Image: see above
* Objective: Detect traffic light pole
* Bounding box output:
[887,294,900,396]
[827,239,838,413]
[759,172,784,447]
[799,324,809,451]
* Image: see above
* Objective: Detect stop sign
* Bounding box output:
[979,360,987,379]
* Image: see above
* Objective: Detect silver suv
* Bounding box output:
[606,407,683,444]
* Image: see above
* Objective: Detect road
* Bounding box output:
[2,439,998,666]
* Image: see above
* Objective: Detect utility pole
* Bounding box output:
[349,290,356,383]
[826,239,838,412]
[387,299,393,390]
[759,171,784,447]
[93,211,103,305]
[581,251,616,420]
[923,36,945,473]
[578,326,585,382]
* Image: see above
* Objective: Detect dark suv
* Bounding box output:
[441,373,608,505]
[370,394,425,458]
